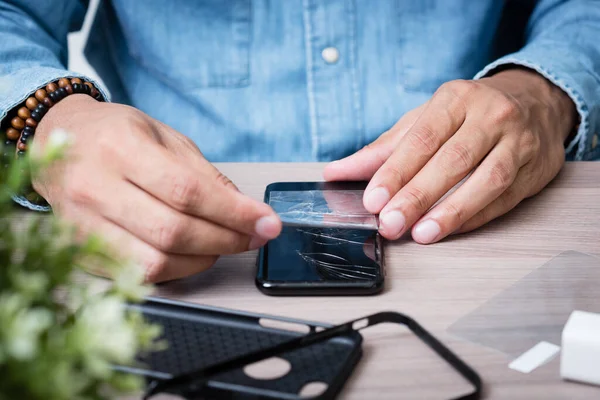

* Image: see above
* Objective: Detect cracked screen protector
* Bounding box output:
[258,182,384,294]
[269,189,378,230]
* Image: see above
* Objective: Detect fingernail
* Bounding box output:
[249,236,268,250]
[379,210,406,238]
[364,187,390,213]
[413,219,441,244]
[255,215,281,239]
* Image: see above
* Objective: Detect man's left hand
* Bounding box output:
[324,69,576,243]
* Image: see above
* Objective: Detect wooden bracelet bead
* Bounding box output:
[72,83,83,93]
[46,82,58,93]
[34,103,47,116]
[6,127,20,140]
[25,97,39,110]
[17,107,31,119]
[65,84,73,95]
[25,118,37,128]
[11,116,25,130]
[42,97,54,108]
[30,111,42,122]
[23,126,34,136]
[49,90,59,102]
[58,78,70,88]
[34,89,47,102]
[17,142,27,151]
[71,77,82,84]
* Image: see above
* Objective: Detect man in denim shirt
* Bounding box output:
[0,0,598,281]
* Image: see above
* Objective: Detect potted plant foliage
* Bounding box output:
[0,129,161,400]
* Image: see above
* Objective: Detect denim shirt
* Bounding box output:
[1,0,599,210]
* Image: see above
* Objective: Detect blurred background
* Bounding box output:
[68,0,104,87]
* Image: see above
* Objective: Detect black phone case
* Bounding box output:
[115,297,363,399]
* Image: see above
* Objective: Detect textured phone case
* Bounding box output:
[116,297,362,399]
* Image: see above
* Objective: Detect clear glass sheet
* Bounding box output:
[269,190,378,230]
[448,251,600,358]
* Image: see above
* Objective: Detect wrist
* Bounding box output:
[2,77,103,208]
[485,68,577,142]
[35,94,97,147]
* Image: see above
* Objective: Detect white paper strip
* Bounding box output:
[508,341,561,373]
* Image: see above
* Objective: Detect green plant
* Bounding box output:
[0,130,161,400]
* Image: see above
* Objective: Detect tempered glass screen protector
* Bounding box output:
[448,251,600,357]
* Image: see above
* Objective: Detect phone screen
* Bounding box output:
[265,226,381,282]
[257,182,384,295]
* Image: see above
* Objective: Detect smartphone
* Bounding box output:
[256,182,385,296]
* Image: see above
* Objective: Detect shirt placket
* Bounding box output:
[302,0,364,161]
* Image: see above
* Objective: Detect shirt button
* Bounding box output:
[592,134,598,150]
[321,47,340,64]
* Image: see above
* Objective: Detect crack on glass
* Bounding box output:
[296,251,379,281]
[296,228,368,246]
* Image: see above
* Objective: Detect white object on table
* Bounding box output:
[561,310,600,386]
[509,341,561,373]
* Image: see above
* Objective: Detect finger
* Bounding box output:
[453,184,526,235]
[378,118,497,239]
[62,205,218,283]
[118,135,281,239]
[321,189,376,228]
[453,163,541,235]
[363,82,474,214]
[409,143,523,243]
[323,104,426,182]
[74,175,259,255]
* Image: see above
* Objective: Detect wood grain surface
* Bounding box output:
[118,162,600,399]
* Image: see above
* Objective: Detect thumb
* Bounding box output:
[323,103,426,182]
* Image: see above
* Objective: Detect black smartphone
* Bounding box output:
[256,182,385,296]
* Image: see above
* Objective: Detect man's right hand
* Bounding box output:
[32,94,281,282]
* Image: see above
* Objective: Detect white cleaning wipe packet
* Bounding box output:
[509,341,560,373]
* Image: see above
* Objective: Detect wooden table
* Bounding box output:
[145,162,600,399]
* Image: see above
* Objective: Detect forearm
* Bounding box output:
[0,1,108,119]
[0,0,110,210]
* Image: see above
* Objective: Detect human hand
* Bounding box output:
[324,68,576,243]
[33,95,281,282]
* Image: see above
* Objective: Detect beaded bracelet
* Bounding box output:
[1,77,104,205]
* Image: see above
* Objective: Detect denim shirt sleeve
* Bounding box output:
[0,0,110,212]
[474,0,600,162]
